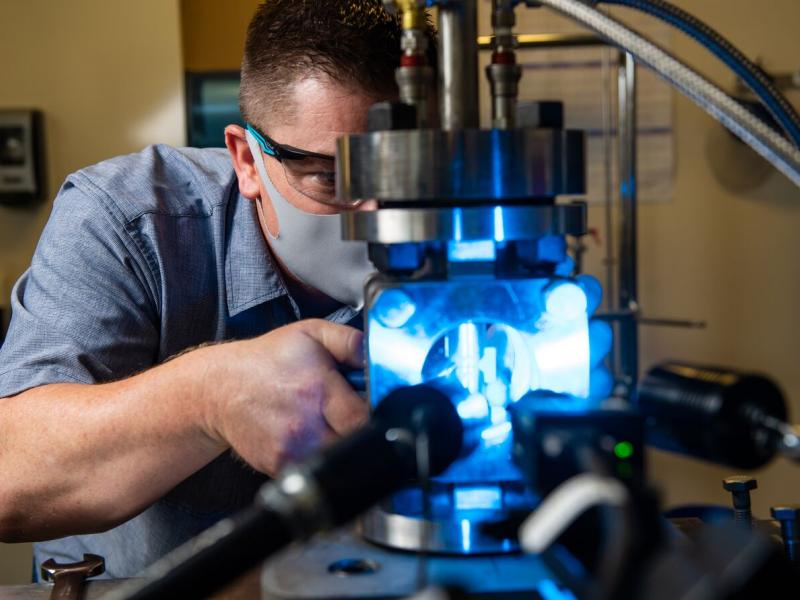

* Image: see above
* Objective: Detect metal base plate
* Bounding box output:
[261,529,549,599]
[360,509,520,555]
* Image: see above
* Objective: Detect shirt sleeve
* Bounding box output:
[0,180,160,397]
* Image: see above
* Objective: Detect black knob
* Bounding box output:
[771,505,800,565]
[723,476,757,526]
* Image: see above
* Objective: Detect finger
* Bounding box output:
[589,365,614,400]
[322,372,370,435]
[298,319,365,368]
[320,426,339,447]
[281,410,332,464]
[589,318,613,369]
[576,274,603,315]
[295,418,338,455]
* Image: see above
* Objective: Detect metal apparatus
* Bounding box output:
[338,0,800,559]
[340,0,592,554]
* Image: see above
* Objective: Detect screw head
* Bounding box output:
[771,506,800,521]
[40,553,105,582]
[723,476,758,492]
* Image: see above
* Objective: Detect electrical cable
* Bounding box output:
[519,473,628,554]
[101,386,463,600]
[575,447,635,600]
[519,473,630,600]
[599,0,800,148]
[531,0,800,187]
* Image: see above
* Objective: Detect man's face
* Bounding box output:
[226,75,382,238]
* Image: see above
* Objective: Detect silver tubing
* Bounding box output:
[600,46,615,313]
[487,62,522,130]
[617,51,639,388]
[396,60,434,128]
[534,0,800,187]
[438,0,480,130]
[487,0,521,129]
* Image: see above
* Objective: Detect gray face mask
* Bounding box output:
[245,129,374,309]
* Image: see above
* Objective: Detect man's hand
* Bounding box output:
[201,319,368,476]
[0,319,367,541]
[555,257,614,400]
[577,273,614,400]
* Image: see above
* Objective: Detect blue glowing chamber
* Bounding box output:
[365,275,591,490]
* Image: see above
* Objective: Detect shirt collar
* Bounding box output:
[225,189,288,317]
[223,187,363,325]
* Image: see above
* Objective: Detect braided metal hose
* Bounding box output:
[601,0,800,148]
[533,0,800,187]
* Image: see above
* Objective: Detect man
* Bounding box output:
[0,1,435,578]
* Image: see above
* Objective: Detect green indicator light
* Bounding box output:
[614,441,634,460]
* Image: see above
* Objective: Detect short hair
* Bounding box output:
[240,0,436,126]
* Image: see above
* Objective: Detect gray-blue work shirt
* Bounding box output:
[0,145,359,578]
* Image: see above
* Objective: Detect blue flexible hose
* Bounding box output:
[599,0,800,148]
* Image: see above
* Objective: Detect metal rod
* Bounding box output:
[617,51,639,390]
[439,1,480,130]
[638,317,705,329]
[601,46,616,316]
[596,311,706,329]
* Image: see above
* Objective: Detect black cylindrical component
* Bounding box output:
[110,505,292,600]
[637,362,787,469]
[109,385,463,600]
[307,384,463,527]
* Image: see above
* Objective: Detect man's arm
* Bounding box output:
[0,319,367,543]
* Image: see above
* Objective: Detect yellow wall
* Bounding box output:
[181,0,261,72]
[0,0,185,583]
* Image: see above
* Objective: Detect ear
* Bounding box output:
[225,124,261,200]
[225,124,280,237]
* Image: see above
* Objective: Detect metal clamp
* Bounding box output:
[343,203,586,243]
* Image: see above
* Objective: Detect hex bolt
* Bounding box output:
[723,476,757,527]
[771,506,800,565]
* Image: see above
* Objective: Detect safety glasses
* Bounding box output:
[247,122,357,207]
